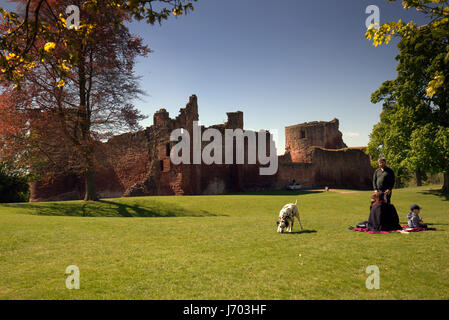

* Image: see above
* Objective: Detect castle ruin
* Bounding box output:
[29,95,373,201]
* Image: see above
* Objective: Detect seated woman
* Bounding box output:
[367,191,402,231]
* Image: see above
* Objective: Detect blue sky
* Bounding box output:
[2,0,428,153]
[127,0,427,154]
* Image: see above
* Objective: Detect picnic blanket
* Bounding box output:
[400,225,436,232]
[350,225,436,234]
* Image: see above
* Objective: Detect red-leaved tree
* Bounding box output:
[1,0,152,200]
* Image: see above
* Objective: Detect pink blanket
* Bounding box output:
[352,225,436,234]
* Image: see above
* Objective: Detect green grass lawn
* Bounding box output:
[0,186,448,299]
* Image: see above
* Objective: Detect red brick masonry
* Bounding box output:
[30,95,374,201]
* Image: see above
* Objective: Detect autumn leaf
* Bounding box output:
[44,42,56,52]
[172,8,183,16]
[5,53,16,61]
[426,74,445,98]
[56,79,65,88]
[61,61,71,71]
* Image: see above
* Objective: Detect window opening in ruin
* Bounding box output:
[160,160,164,171]
[166,143,170,156]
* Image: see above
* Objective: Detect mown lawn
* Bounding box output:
[0,186,448,299]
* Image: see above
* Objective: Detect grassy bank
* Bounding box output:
[0,186,448,299]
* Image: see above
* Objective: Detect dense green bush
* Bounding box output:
[0,164,29,203]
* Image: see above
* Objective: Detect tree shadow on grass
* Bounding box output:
[237,190,324,196]
[418,189,449,202]
[97,200,227,218]
[2,202,94,217]
[3,199,227,218]
[283,229,318,235]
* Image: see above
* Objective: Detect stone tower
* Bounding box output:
[285,118,347,163]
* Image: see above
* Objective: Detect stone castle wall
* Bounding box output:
[285,118,347,163]
[29,95,373,202]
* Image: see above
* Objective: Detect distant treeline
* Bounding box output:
[398,172,444,189]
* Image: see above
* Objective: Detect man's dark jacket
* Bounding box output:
[373,167,395,191]
[368,202,402,231]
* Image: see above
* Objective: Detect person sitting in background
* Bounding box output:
[407,204,427,228]
[368,191,402,231]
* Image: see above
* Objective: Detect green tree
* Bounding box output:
[366,0,449,193]
[366,105,415,187]
[0,162,29,203]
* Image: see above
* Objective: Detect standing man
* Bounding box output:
[373,157,395,204]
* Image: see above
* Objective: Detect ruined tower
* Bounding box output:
[285,118,347,163]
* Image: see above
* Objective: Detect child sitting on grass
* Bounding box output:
[407,204,427,228]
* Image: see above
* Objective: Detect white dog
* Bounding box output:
[276,200,303,233]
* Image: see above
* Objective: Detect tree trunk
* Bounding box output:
[78,49,98,202]
[84,167,98,201]
[395,176,402,189]
[442,172,449,195]
[416,169,422,187]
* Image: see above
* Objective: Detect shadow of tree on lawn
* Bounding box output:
[418,189,449,202]
[2,199,226,218]
[283,229,318,235]
[237,190,324,196]
[97,200,226,218]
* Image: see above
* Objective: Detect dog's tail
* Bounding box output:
[294,199,297,205]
